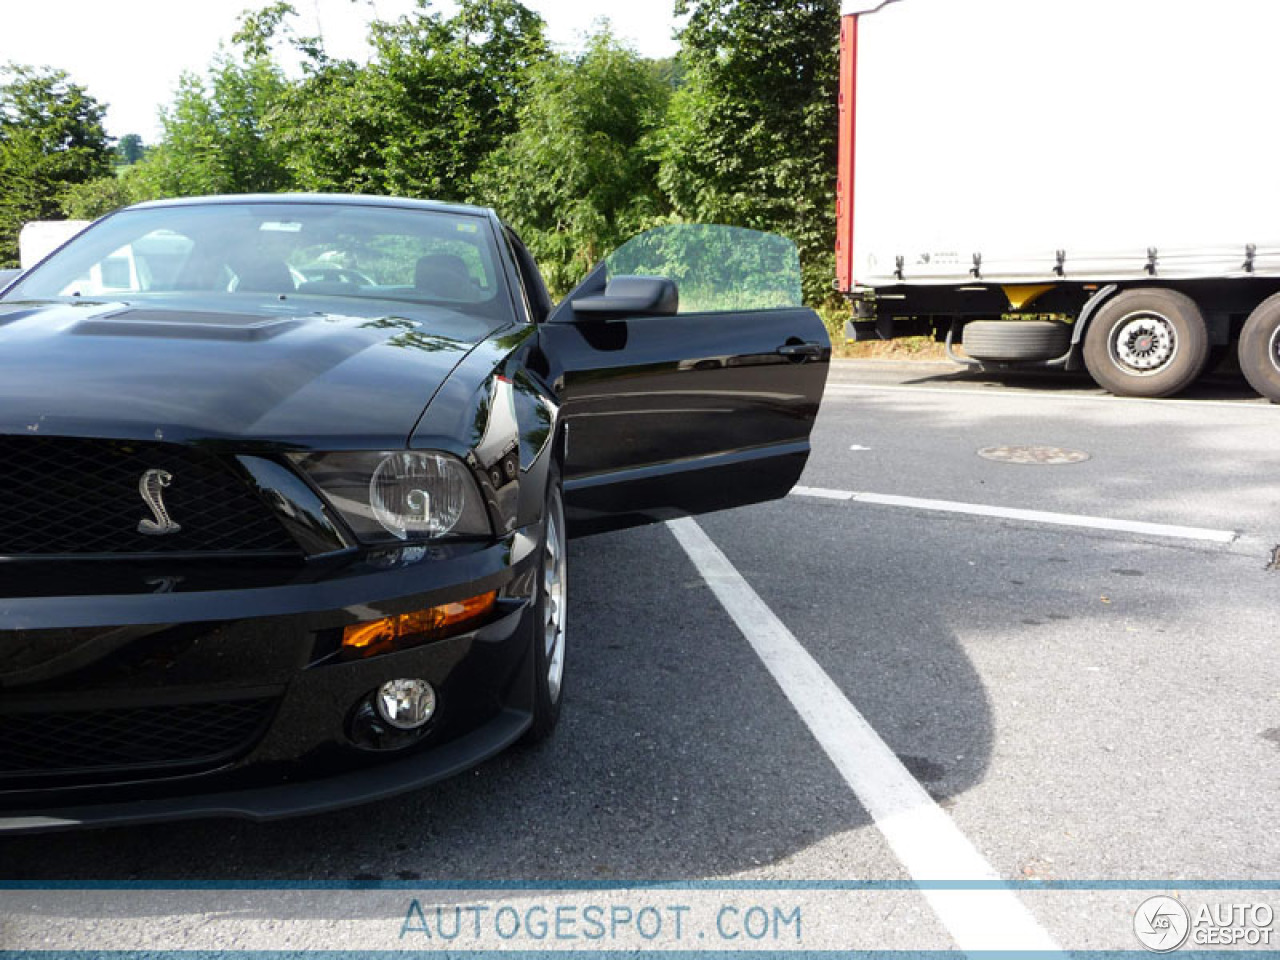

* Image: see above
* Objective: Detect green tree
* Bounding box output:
[129,43,292,198]
[477,30,671,295]
[646,56,686,91]
[115,133,145,165]
[59,170,147,220]
[271,0,548,199]
[0,64,113,266]
[658,0,840,304]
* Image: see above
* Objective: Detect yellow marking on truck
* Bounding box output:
[1001,284,1055,310]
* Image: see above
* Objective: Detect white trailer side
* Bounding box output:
[844,0,1280,285]
[836,0,1280,399]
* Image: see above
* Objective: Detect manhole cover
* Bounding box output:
[977,445,1091,465]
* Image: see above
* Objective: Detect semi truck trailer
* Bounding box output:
[836,0,1280,400]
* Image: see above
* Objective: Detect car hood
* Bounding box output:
[0,296,496,448]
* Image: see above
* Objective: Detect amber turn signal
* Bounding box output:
[342,591,497,657]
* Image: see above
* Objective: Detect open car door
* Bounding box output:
[538,224,829,535]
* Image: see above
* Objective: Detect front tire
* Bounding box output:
[522,463,566,744]
[1238,293,1280,402]
[1082,288,1209,397]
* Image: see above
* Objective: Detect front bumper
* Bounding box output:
[0,530,541,834]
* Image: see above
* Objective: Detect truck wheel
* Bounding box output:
[962,320,1070,362]
[1082,289,1208,397]
[1238,292,1280,402]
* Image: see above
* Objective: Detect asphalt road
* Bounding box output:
[2,359,1278,950]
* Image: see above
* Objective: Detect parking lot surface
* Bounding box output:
[3,359,1277,950]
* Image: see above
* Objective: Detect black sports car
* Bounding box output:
[0,194,828,832]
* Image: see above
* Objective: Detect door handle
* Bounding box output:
[776,341,825,360]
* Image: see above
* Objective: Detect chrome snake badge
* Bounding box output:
[137,468,182,535]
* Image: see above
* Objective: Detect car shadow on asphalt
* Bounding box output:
[0,522,995,885]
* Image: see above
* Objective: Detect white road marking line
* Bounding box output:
[666,517,1062,953]
[849,444,872,451]
[824,381,1277,412]
[791,486,1238,544]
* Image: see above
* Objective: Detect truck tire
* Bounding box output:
[962,320,1070,362]
[1238,292,1280,402]
[1082,289,1209,397]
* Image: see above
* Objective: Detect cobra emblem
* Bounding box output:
[137,469,182,536]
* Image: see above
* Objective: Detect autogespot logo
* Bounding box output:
[1134,895,1191,952]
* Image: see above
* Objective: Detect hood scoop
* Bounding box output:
[72,308,300,342]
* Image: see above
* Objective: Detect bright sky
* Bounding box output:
[1,0,682,141]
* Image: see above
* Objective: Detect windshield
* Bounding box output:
[3,202,511,322]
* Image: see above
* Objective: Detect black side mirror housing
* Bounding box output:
[571,275,678,318]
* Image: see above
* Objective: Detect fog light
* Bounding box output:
[375,678,437,730]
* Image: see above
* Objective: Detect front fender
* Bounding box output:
[410,325,562,540]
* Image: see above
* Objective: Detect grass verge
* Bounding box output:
[818,304,949,361]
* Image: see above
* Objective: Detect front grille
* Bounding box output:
[0,698,277,778]
[0,436,298,556]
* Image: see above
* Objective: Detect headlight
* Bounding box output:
[290,451,490,543]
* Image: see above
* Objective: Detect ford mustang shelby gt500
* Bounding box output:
[0,194,828,831]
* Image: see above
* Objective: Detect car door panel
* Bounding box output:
[510,223,828,535]
[540,305,828,535]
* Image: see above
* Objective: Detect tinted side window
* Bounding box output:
[605,225,803,314]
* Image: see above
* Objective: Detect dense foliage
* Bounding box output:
[659,0,839,304]
[271,0,549,198]
[476,30,671,294]
[0,65,113,267]
[0,0,841,301]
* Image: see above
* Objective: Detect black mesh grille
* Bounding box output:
[0,698,276,777]
[0,436,298,556]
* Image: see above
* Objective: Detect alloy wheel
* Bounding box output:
[542,498,566,703]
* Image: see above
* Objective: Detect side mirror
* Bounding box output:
[571,275,678,318]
